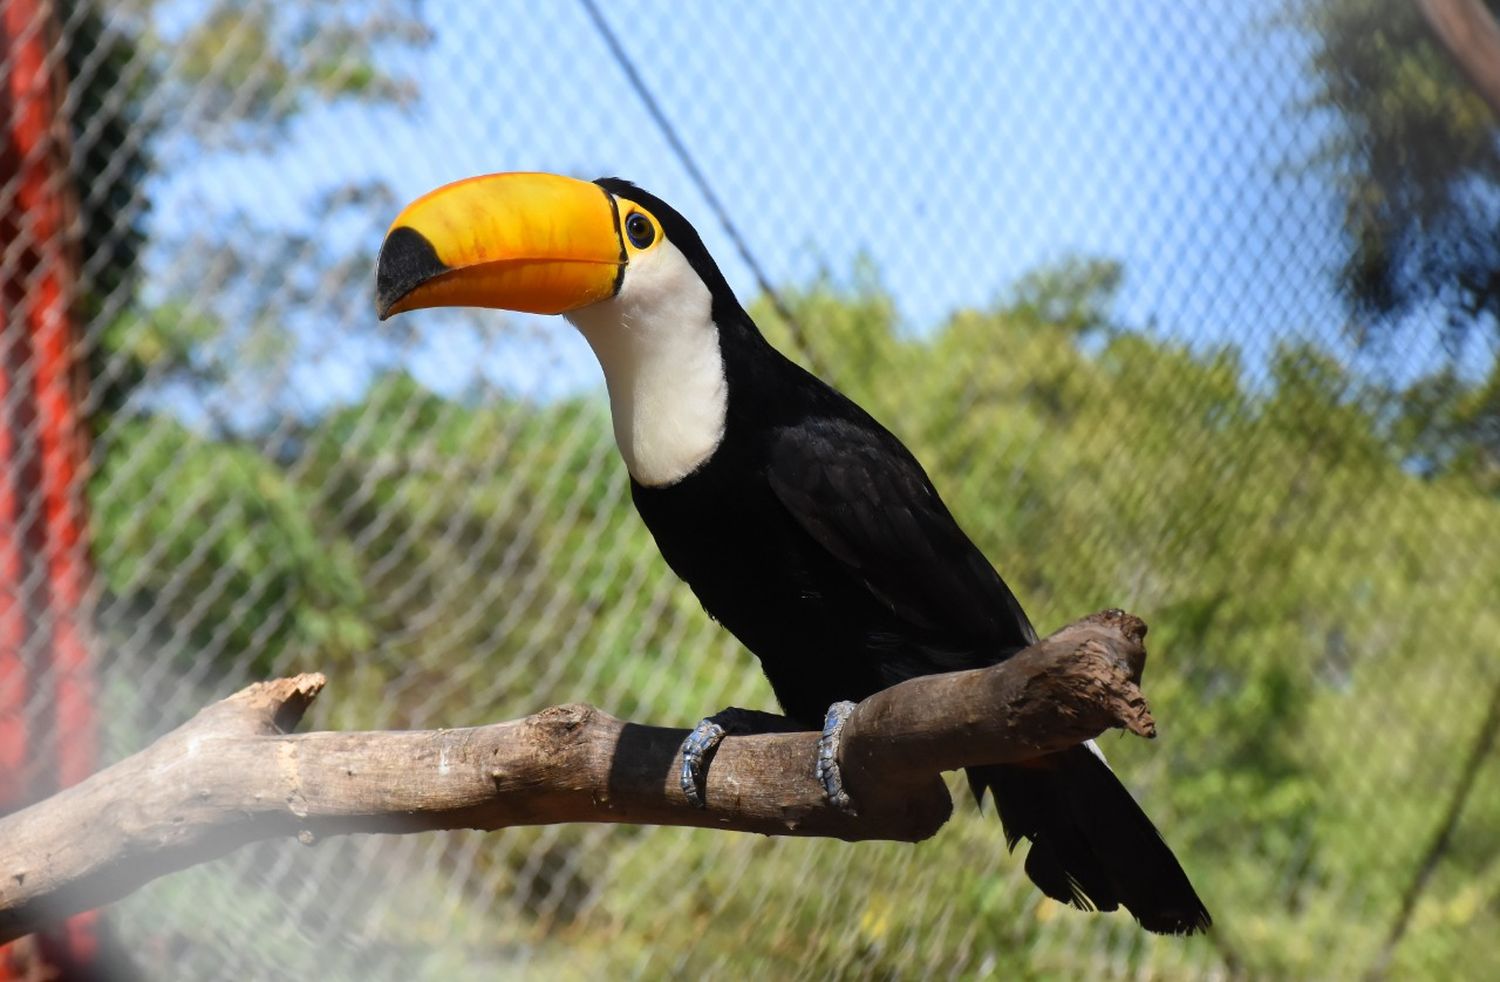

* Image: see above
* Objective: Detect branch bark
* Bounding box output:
[1417,0,1500,119]
[0,609,1156,945]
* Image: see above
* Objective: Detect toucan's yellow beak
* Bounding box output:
[375,172,624,320]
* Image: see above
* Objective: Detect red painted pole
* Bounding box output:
[1,0,101,975]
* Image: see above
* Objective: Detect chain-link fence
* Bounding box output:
[4,0,1499,978]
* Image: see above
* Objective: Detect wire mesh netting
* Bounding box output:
[3,0,1499,978]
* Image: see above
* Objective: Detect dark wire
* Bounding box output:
[576,0,824,376]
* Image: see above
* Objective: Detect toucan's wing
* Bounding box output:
[766,413,1037,664]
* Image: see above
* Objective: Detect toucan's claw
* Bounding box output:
[816,700,859,815]
[679,707,763,807]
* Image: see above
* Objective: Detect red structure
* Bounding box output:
[1,0,101,975]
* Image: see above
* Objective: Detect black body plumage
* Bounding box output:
[598,179,1211,935]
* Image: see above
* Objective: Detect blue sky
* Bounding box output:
[145,1,1457,415]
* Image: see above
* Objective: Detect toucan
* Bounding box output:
[374,172,1211,935]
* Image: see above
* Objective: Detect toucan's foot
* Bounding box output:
[680,707,764,808]
[816,700,859,815]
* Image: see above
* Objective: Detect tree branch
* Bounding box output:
[0,609,1156,945]
[1417,0,1500,120]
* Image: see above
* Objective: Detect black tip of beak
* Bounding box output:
[375,226,450,320]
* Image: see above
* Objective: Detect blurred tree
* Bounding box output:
[1388,362,1500,490]
[1298,0,1500,344]
[67,1,428,676]
[57,0,152,361]
[61,0,424,418]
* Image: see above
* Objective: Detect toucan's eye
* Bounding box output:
[625,212,655,249]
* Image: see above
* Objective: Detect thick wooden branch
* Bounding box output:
[0,609,1154,945]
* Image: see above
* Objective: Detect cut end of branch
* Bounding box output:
[1085,610,1155,737]
[1076,621,1155,739]
[231,672,327,734]
[1083,607,1148,650]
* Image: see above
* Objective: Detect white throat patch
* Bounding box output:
[565,237,728,487]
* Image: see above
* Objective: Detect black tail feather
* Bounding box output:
[968,745,1211,935]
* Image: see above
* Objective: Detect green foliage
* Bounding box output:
[92,416,373,677]
[1297,0,1500,337]
[1389,362,1500,491]
[1009,257,1125,337]
[168,3,423,135]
